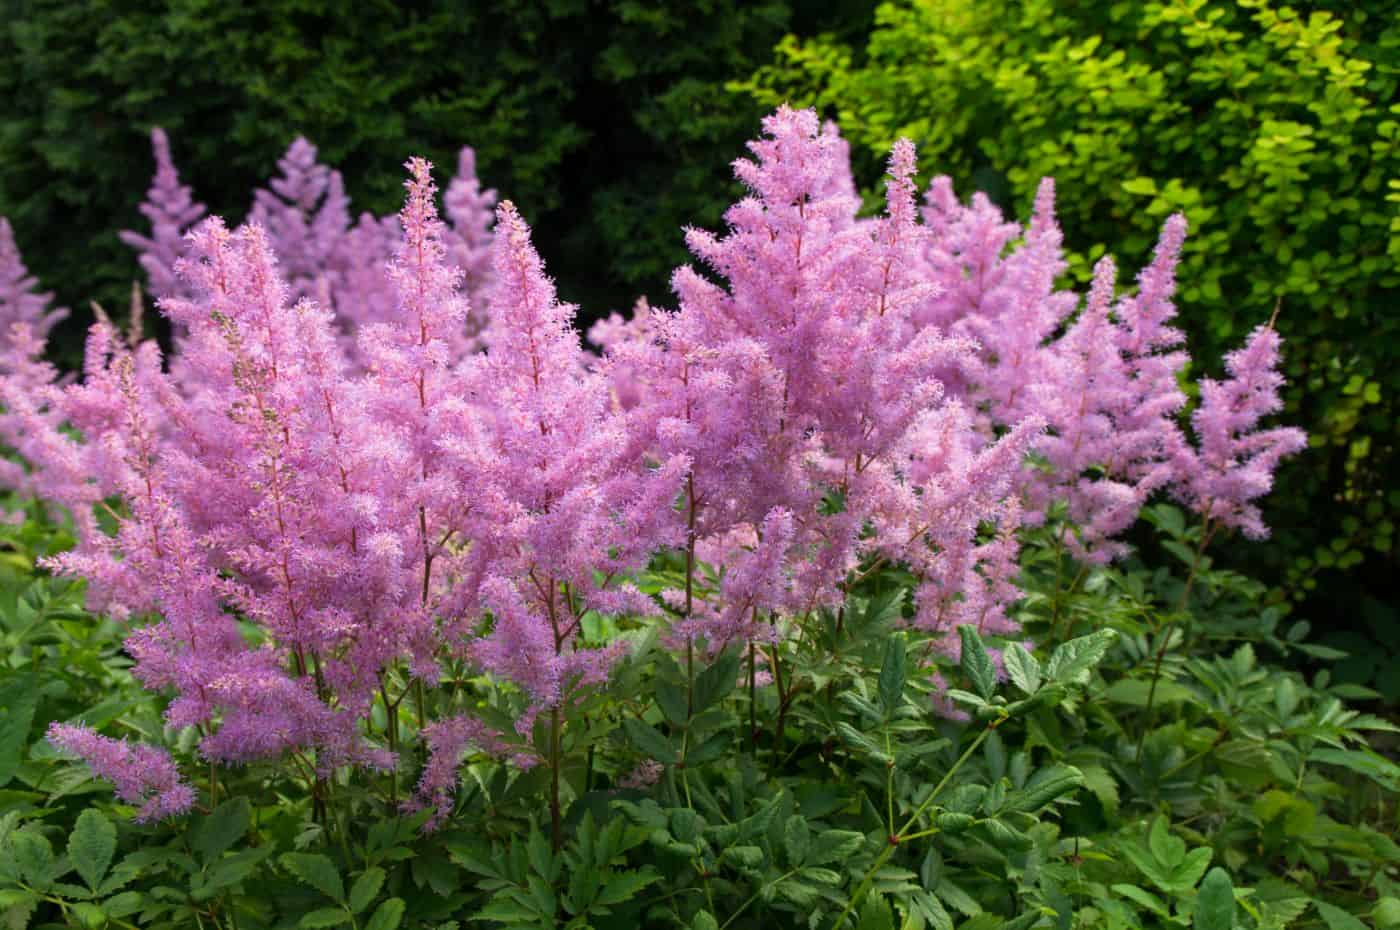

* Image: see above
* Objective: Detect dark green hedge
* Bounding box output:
[741,0,1399,632]
[0,0,873,362]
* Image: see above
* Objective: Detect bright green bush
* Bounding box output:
[0,0,873,361]
[739,0,1399,619]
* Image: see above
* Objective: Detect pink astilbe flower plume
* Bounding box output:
[1172,322,1308,539]
[47,724,195,822]
[455,199,685,734]
[0,218,68,357]
[249,137,352,303]
[120,128,207,300]
[442,146,498,331]
[408,714,511,829]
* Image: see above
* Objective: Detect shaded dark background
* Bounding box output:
[0,0,876,364]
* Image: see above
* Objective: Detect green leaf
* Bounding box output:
[1372,898,1400,930]
[879,635,907,713]
[282,852,345,903]
[204,847,271,892]
[1003,644,1041,695]
[1045,630,1116,685]
[784,815,810,866]
[622,718,677,765]
[1194,868,1234,930]
[0,675,37,787]
[1314,901,1367,930]
[1103,678,1196,706]
[1112,884,1169,917]
[857,894,896,930]
[1310,748,1400,791]
[1004,764,1083,813]
[69,901,106,929]
[349,867,385,914]
[1148,817,1185,867]
[692,912,719,930]
[192,797,251,862]
[68,809,116,892]
[808,830,864,866]
[1079,764,1120,818]
[300,907,352,928]
[669,808,699,844]
[721,845,764,870]
[12,830,56,890]
[959,627,996,700]
[595,868,659,906]
[693,648,741,712]
[1171,847,1213,892]
[365,897,405,930]
[655,679,688,725]
[978,818,1032,851]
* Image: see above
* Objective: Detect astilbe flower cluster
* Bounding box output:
[121,129,499,350]
[0,106,1306,825]
[47,723,196,822]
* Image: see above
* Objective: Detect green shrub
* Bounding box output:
[739,0,1399,622]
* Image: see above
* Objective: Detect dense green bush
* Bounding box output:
[739,0,1399,632]
[0,0,873,362]
[2,488,1396,929]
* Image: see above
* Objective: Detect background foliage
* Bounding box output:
[738,0,1399,653]
[0,0,873,360]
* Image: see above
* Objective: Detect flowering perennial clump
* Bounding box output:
[0,107,1304,828]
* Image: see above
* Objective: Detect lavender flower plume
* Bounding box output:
[1172,323,1308,538]
[119,128,207,300]
[47,723,195,821]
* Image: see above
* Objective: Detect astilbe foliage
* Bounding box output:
[0,107,1308,827]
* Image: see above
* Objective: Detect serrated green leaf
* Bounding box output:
[365,897,405,930]
[193,798,250,863]
[808,830,864,866]
[300,907,351,928]
[282,852,344,903]
[1171,847,1213,891]
[1310,748,1400,791]
[959,627,996,700]
[0,676,37,788]
[1003,644,1041,695]
[1045,630,1116,685]
[879,636,907,713]
[68,809,116,892]
[721,845,764,870]
[595,868,659,906]
[655,679,688,725]
[1004,764,1083,813]
[622,718,676,765]
[784,815,810,866]
[1314,901,1366,930]
[12,830,55,890]
[1194,868,1234,930]
[858,893,896,930]
[693,648,741,713]
[349,867,385,914]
